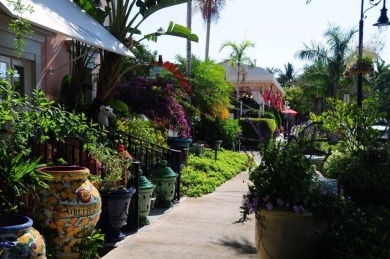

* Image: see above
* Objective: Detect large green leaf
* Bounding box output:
[144,21,199,42]
[73,0,108,23]
[140,0,188,18]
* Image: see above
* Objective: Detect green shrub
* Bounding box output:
[116,117,167,146]
[325,200,390,258]
[181,149,251,197]
[191,116,241,150]
[323,150,390,191]
[239,118,277,149]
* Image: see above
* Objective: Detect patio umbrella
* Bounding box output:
[281,109,298,115]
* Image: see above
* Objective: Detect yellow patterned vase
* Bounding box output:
[33,166,101,259]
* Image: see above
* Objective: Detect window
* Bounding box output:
[0,55,32,96]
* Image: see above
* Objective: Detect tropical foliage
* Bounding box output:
[296,25,356,100]
[219,39,255,102]
[112,75,191,138]
[73,0,199,104]
[176,55,233,118]
[277,62,297,87]
[237,141,338,223]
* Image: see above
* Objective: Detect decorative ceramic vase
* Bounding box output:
[256,210,327,259]
[98,187,136,243]
[33,166,101,259]
[0,215,46,259]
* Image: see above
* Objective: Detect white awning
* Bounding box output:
[0,0,135,58]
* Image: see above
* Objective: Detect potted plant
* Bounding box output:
[0,79,52,258]
[88,143,136,242]
[237,140,339,258]
[0,143,50,259]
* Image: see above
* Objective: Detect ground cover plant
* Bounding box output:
[180,149,252,197]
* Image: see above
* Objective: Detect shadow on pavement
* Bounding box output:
[216,236,257,255]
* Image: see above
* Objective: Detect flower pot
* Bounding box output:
[98,187,136,242]
[256,210,327,259]
[0,215,46,259]
[167,137,192,149]
[33,166,101,259]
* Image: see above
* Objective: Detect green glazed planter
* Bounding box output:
[138,172,156,226]
[152,161,178,208]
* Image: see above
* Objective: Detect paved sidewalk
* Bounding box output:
[102,168,258,259]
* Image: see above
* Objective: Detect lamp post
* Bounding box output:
[357,0,390,107]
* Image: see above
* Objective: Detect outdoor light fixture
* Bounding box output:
[373,0,390,32]
[357,0,389,107]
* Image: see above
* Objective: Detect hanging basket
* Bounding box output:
[344,60,374,77]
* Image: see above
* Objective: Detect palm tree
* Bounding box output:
[193,0,226,60]
[219,40,255,104]
[297,61,330,113]
[375,58,390,114]
[295,25,356,99]
[277,62,297,87]
[186,0,192,76]
[265,67,278,75]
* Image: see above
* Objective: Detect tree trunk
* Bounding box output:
[96,51,125,101]
[186,0,192,76]
[205,14,211,60]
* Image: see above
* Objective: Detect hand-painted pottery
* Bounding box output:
[0,215,46,259]
[33,166,101,259]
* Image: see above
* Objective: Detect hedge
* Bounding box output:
[239,118,277,149]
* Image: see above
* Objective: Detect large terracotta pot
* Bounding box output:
[33,166,101,259]
[0,215,46,259]
[256,210,327,259]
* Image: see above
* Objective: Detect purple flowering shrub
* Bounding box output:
[237,140,338,223]
[112,75,191,138]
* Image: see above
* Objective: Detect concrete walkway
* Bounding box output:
[102,168,258,259]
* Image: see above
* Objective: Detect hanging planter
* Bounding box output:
[344,55,374,77]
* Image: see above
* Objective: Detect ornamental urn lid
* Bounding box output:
[139,169,156,190]
[153,160,178,178]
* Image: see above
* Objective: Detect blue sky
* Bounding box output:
[138,0,390,73]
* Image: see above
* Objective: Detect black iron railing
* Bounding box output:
[30,131,182,231]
